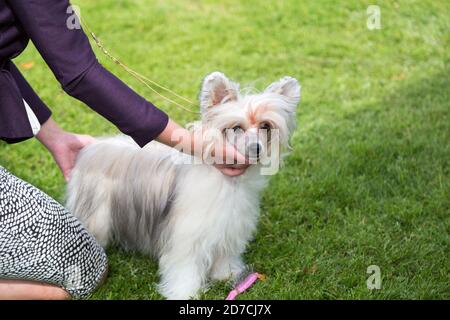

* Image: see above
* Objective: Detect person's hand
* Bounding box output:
[48,133,95,181]
[36,118,96,181]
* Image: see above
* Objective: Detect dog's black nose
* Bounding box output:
[247,142,263,159]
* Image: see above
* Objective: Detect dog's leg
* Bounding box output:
[210,255,245,282]
[157,252,208,300]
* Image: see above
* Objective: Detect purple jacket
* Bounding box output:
[0,0,168,146]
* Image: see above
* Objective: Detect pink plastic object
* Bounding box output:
[225,272,266,300]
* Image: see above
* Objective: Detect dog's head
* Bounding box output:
[197,72,301,177]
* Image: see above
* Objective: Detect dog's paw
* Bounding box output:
[158,280,201,300]
[210,256,245,281]
[230,259,246,281]
[210,264,233,281]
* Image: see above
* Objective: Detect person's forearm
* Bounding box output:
[156,119,199,156]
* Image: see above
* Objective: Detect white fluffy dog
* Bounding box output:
[66,72,300,299]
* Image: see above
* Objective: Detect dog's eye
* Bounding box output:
[223,125,244,136]
[260,122,272,131]
[232,125,244,133]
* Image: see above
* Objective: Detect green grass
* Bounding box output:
[1,0,449,299]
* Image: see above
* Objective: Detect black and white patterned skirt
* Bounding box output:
[0,165,108,299]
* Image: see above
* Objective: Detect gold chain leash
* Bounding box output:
[79,15,200,115]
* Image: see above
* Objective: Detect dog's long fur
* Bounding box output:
[66,72,300,299]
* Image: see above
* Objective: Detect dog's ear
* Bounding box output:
[200,72,239,113]
[265,76,301,105]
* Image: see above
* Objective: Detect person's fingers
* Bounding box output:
[56,159,70,183]
[63,169,70,182]
[59,156,73,182]
[223,142,247,164]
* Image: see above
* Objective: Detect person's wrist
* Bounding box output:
[36,118,69,152]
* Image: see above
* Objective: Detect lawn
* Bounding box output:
[1,0,449,299]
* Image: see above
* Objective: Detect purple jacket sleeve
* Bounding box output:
[4,60,52,125]
[7,0,168,147]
